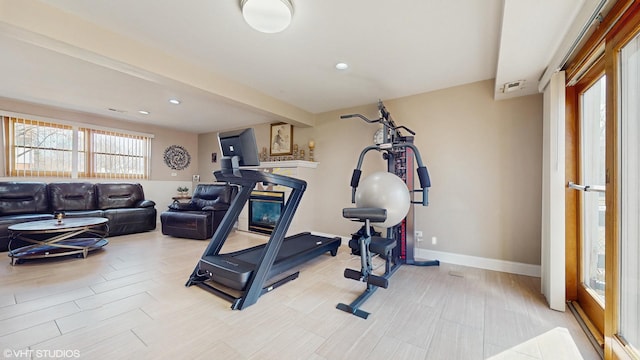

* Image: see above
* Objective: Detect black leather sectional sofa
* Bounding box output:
[0,181,157,252]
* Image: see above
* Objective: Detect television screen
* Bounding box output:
[217,128,260,169]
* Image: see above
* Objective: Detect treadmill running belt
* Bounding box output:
[198,232,340,291]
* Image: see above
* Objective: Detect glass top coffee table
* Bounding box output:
[8,217,109,265]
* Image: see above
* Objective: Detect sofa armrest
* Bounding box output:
[202,204,230,211]
[168,202,198,211]
[137,200,156,208]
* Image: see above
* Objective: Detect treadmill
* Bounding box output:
[186,128,340,311]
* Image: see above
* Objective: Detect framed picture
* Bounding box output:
[270,123,293,155]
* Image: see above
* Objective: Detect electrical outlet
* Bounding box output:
[432,236,437,245]
[415,231,423,238]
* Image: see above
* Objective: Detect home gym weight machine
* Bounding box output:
[337,101,439,319]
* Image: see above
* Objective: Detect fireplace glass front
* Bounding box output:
[249,190,285,234]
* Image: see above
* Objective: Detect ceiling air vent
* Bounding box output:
[502,80,525,93]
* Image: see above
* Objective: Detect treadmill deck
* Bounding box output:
[198,232,340,291]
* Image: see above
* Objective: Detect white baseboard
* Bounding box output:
[305,233,541,277]
[416,248,541,277]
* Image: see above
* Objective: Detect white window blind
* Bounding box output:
[3,116,151,179]
[87,128,149,179]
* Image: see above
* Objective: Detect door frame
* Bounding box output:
[565,1,640,358]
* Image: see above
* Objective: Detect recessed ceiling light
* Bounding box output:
[169,99,181,105]
[138,110,150,115]
[335,62,349,70]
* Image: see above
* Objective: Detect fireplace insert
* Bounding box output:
[249,190,284,234]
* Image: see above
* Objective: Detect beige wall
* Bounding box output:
[197,80,542,266]
[312,80,543,265]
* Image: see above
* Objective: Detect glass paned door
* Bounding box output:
[580,75,607,304]
[570,71,607,336]
[619,31,640,354]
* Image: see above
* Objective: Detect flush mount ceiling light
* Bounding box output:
[138,110,150,115]
[168,99,181,105]
[240,0,293,34]
[335,62,349,70]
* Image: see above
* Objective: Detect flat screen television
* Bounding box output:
[217,127,260,170]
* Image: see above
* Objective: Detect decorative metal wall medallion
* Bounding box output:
[163,145,191,170]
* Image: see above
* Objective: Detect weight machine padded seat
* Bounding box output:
[343,207,395,256]
[369,236,396,255]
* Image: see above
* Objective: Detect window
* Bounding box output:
[85,129,149,179]
[3,115,151,179]
[580,75,607,305]
[5,117,77,177]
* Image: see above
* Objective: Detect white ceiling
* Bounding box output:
[0,0,597,133]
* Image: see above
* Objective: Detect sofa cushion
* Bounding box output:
[95,183,145,210]
[49,182,97,211]
[0,182,49,216]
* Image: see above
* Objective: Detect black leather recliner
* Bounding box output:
[160,183,238,240]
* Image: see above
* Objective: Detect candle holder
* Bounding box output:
[293,144,299,160]
[55,212,64,225]
[308,140,315,162]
